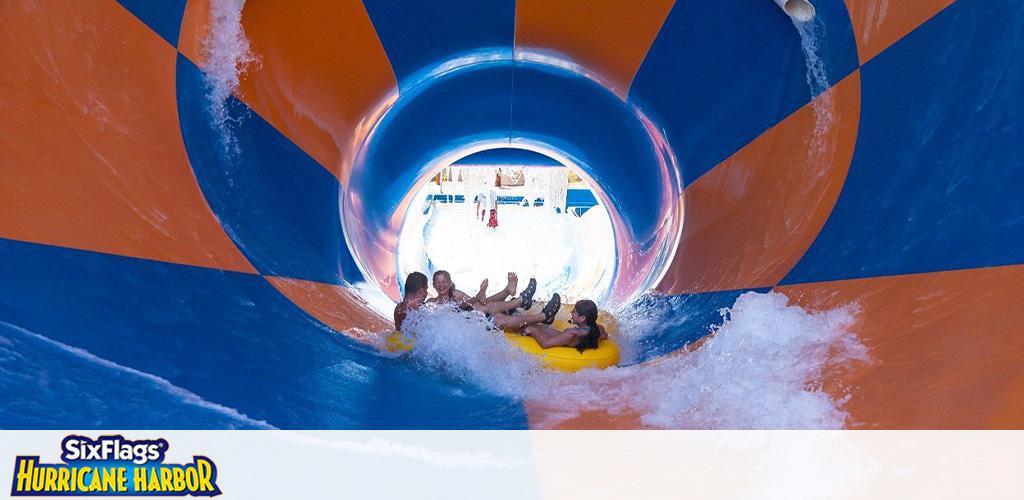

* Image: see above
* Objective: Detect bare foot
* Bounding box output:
[505,272,518,296]
[476,279,489,304]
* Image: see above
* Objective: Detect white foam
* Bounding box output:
[399,291,869,429]
[201,0,259,152]
[626,292,869,429]
[399,304,548,397]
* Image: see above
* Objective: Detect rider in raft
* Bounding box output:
[395,271,560,332]
[523,300,607,352]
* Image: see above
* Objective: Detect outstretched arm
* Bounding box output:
[525,324,582,349]
[535,330,579,349]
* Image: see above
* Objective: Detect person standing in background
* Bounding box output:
[475,185,488,222]
[486,186,499,228]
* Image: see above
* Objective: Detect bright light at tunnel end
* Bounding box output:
[396,142,618,304]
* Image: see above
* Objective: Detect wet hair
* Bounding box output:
[432,270,455,299]
[574,300,601,352]
[404,272,428,297]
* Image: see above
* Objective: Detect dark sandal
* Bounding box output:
[519,278,537,310]
[541,293,561,324]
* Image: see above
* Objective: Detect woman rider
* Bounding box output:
[523,300,607,351]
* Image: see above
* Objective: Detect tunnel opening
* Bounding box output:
[395,147,616,304]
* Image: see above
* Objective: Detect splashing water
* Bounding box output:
[396,304,548,397]
[390,291,870,429]
[622,292,869,429]
[202,0,259,153]
[794,18,837,164]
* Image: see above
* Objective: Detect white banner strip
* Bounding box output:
[2,431,1021,499]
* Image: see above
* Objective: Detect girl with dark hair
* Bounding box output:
[523,299,608,352]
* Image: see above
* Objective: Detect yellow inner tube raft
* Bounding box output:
[386,310,620,373]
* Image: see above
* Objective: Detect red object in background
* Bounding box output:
[487,209,498,228]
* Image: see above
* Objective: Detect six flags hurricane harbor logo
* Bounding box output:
[11,435,221,496]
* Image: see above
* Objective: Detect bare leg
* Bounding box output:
[475,279,489,304]
[484,272,516,303]
[491,311,546,331]
[473,297,523,315]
